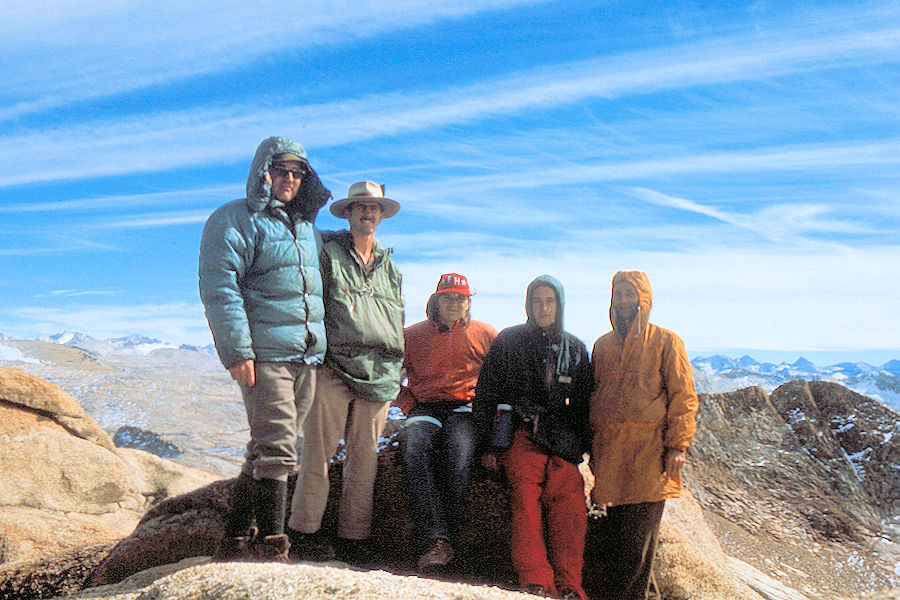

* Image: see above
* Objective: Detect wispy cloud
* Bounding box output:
[0,234,116,256]
[36,289,118,298]
[92,210,215,230]
[0,0,545,122]
[385,140,900,225]
[627,187,877,244]
[3,15,900,187]
[0,185,239,214]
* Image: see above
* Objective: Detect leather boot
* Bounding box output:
[223,472,258,537]
[252,533,291,564]
[213,473,259,562]
[255,478,287,537]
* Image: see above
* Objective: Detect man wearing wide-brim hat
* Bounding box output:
[288,181,405,566]
[328,180,401,219]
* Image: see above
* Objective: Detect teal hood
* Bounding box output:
[525,274,574,376]
[246,136,331,222]
[525,274,565,336]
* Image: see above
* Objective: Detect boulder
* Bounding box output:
[84,479,232,588]
[85,444,758,600]
[0,365,114,451]
[0,542,116,600]
[0,367,220,566]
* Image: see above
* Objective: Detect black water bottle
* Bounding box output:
[490,403,514,449]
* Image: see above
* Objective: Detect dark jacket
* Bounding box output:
[473,275,593,464]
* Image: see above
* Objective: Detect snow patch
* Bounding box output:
[0,343,38,364]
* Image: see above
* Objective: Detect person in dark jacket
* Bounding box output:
[288,181,404,565]
[199,136,331,563]
[474,275,593,600]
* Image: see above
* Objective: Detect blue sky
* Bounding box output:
[1,0,899,365]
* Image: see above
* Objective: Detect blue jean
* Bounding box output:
[400,404,476,545]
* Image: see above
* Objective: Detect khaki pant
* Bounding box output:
[239,362,317,482]
[288,366,389,539]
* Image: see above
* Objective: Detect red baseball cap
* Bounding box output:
[434,273,472,296]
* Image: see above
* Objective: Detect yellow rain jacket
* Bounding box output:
[589,271,699,507]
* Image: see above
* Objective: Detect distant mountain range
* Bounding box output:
[3,330,898,411]
[36,331,218,358]
[692,354,900,411]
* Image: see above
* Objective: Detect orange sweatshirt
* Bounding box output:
[394,318,498,415]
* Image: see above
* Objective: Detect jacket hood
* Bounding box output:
[526,274,565,336]
[610,270,652,338]
[526,274,578,377]
[246,136,331,221]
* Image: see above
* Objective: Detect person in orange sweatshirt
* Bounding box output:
[395,273,498,572]
[588,270,699,600]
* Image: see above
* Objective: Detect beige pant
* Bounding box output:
[239,362,317,482]
[288,366,389,539]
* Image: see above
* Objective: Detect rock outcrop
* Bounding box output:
[688,380,898,543]
[772,380,898,524]
[83,444,758,599]
[0,367,220,568]
[687,380,899,598]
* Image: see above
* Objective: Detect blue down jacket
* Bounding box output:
[199,137,330,368]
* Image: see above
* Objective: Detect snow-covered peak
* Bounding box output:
[692,354,900,412]
[36,331,178,357]
[39,330,97,346]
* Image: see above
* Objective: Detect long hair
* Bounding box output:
[426,293,471,329]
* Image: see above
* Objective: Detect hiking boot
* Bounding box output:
[212,534,254,562]
[417,537,453,572]
[288,530,336,562]
[522,584,550,597]
[336,537,381,569]
[212,524,258,562]
[251,533,291,563]
[221,473,258,541]
[254,478,287,538]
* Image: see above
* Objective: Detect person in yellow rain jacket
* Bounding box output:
[588,270,699,600]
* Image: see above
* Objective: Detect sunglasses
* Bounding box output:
[270,165,306,179]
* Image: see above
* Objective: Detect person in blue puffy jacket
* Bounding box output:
[199,136,331,563]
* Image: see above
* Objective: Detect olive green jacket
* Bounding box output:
[321,230,404,403]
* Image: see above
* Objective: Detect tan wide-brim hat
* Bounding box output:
[329,181,401,219]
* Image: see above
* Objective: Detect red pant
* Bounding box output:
[503,429,587,599]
